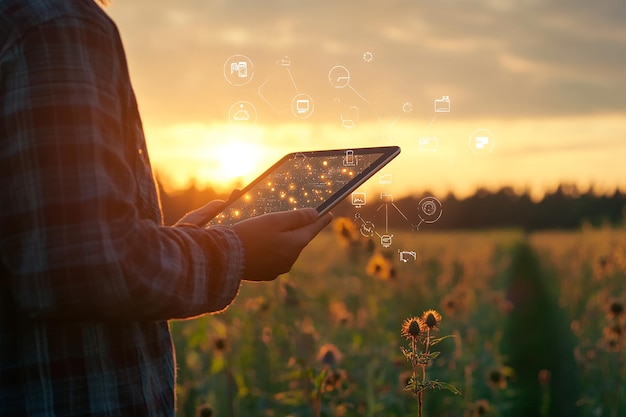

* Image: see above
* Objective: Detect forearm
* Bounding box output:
[3,219,244,321]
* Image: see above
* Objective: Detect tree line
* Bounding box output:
[158,182,625,231]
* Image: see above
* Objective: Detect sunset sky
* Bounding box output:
[106,0,626,199]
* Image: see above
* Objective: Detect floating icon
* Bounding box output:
[328,65,351,89]
[362,51,374,62]
[291,93,314,119]
[223,55,254,86]
[398,250,417,263]
[475,137,489,149]
[415,196,443,229]
[380,192,393,203]
[360,221,375,237]
[379,174,392,184]
[276,56,291,66]
[434,95,451,112]
[228,101,257,127]
[233,106,250,121]
[468,128,496,154]
[418,137,439,152]
[340,106,359,129]
[296,100,310,114]
[231,62,247,78]
[343,150,357,167]
[351,192,366,208]
[380,234,394,248]
[402,102,413,113]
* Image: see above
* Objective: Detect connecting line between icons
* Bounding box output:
[256,79,279,112]
[376,202,409,234]
[427,113,437,129]
[411,220,424,232]
[285,67,299,93]
[389,115,402,127]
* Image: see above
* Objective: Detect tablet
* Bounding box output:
[205,146,400,226]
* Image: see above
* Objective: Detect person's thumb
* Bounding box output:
[176,200,225,226]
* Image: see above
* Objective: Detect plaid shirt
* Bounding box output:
[0,1,244,415]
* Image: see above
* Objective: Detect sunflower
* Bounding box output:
[317,343,343,369]
[422,309,442,331]
[332,216,360,246]
[401,316,426,341]
[365,252,396,281]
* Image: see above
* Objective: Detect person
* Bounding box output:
[0,0,332,415]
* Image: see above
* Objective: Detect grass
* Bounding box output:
[171,224,626,417]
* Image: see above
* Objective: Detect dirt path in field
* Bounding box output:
[500,241,580,417]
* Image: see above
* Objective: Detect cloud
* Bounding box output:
[107,0,626,126]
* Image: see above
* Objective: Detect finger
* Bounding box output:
[228,188,242,201]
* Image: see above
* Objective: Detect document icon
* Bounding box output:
[434,96,450,113]
[230,62,248,78]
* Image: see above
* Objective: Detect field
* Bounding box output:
[170,222,626,417]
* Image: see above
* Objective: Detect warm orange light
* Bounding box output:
[216,140,262,181]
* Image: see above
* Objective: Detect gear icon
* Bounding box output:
[362,51,374,63]
[402,102,413,113]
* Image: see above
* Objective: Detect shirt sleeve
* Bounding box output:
[0,14,244,321]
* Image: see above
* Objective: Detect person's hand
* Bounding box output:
[231,208,333,282]
[175,200,225,226]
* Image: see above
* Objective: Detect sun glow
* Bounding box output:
[215,140,262,181]
[146,116,626,199]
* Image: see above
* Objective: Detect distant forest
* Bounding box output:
[158,182,626,231]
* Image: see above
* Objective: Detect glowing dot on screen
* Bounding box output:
[271,187,275,192]
[234,210,240,217]
[244,195,251,201]
[323,160,328,166]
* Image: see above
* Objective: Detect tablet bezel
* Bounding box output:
[206,145,400,225]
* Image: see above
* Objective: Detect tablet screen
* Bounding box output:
[206,146,400,226]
